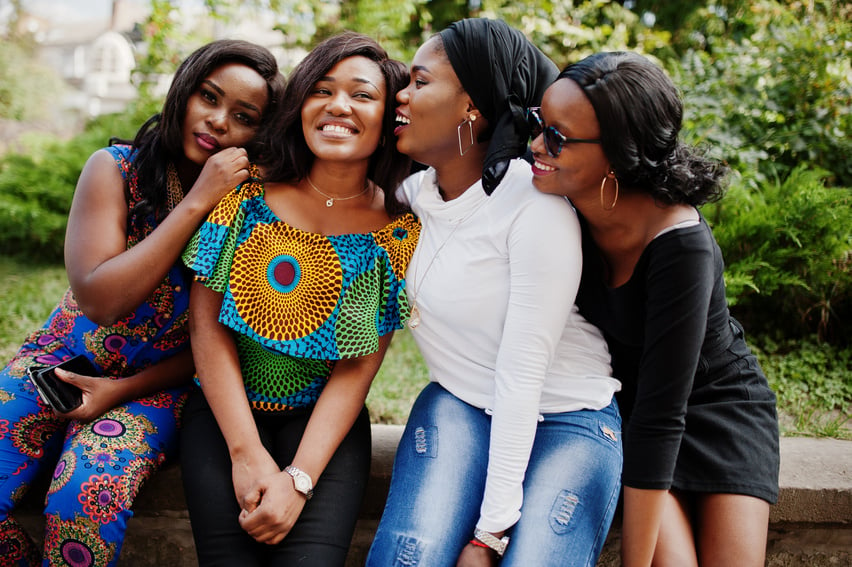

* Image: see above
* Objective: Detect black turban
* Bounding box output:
[439,18,558,195]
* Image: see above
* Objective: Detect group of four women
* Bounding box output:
[0,16,779,567]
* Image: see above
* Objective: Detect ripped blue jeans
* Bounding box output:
[366,382,622,567]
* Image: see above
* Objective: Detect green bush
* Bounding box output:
[0,105,155,262]
[754,336,852,438]
[706,166,852,344]
[673,0,852,188]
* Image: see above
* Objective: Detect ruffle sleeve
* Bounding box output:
[182,171,263,293]
[368,213,420,336]
[185,180,420,361]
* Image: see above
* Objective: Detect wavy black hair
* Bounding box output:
[559,51,727,206]
[256,31,411,216]
[112,39,285,228]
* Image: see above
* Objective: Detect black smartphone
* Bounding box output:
[26,354,99,413]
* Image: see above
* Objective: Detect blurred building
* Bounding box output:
[26,0,145,118]
[25,0,294,120]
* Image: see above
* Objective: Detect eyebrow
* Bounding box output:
[319,75,382,93]
[201,79,263,114]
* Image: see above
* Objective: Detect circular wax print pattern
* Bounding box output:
[92,419,125,437]
[46,513,115,564]
[103,334,127,353]
[12,411,62,458]
[61,540,95,567]
[49,453,77,492]
[230,223,342,341]
[268,255,300,293]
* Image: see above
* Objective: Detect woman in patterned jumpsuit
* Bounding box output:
[0,40,283,566]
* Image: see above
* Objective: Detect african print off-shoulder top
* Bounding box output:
[183,170,420,412]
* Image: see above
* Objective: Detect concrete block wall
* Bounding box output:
[18,427,852,566]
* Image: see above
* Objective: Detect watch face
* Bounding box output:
[286,466,313,499]
[294,475,310,492]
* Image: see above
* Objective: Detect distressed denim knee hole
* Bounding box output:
[549,490,581,535]
[411,425,437,458]
[392,534,423,566]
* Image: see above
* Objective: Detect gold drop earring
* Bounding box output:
[600,169,619,211]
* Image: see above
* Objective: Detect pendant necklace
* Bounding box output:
[408,197,488,329]
[306,175,369,207]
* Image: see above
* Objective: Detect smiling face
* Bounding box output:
[394,37,472,167]
[181,62,269,166]
[530,78,610,201]
[300,55,386,165]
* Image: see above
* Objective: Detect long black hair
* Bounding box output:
[113,39,284,227]
[256,32,411,216]
[560,51,727,206]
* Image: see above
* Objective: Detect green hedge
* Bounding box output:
[707,167,852,344]
[0,107,152,263]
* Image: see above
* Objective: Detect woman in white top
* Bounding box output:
[367,18,622,567]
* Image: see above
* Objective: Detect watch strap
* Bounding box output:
[284,465,314,500]
[473,528,509,556]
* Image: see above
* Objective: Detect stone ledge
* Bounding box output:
[18,426,852,566]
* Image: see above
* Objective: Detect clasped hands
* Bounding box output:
[233,452,307,545]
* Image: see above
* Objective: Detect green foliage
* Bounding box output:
[0,152,82,262]
[672,0,852,187]
[706,167,852,343]
[0,257,68,363]
[134,0,182,96]
[487,0,672,69]
[323,0,671,66]
[0,104,159,262]
[367,330,429,423]
[0,39,65,122]
[754,336,852,438]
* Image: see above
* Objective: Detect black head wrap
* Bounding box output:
[438,18,558,195]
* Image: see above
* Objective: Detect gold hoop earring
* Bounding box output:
[600,169,619,211]
[457,114,476,156]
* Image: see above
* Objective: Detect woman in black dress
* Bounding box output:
[528,51,779,567]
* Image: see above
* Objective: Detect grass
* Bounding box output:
[368,329,429,424]
[2,256,849,437]
[0,257,68,362]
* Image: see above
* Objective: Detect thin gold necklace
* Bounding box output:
[306,175,369,207]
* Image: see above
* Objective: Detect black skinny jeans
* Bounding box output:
[179,388,372,566]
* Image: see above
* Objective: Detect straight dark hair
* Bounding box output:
[257,32,411,216]
[112,39,285,229]
[560,51,727,206]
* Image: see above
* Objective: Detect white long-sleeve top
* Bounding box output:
[399,159,621,533]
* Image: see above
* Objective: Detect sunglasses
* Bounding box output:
[526,107,601,157]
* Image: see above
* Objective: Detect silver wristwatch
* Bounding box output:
[474,528,510,556]
[284,465,314,500]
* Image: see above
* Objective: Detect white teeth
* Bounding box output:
[322,124,353,134]
[396,115,410,125]
[535,160,556,172]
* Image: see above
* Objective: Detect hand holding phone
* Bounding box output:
[27,355,99,413]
